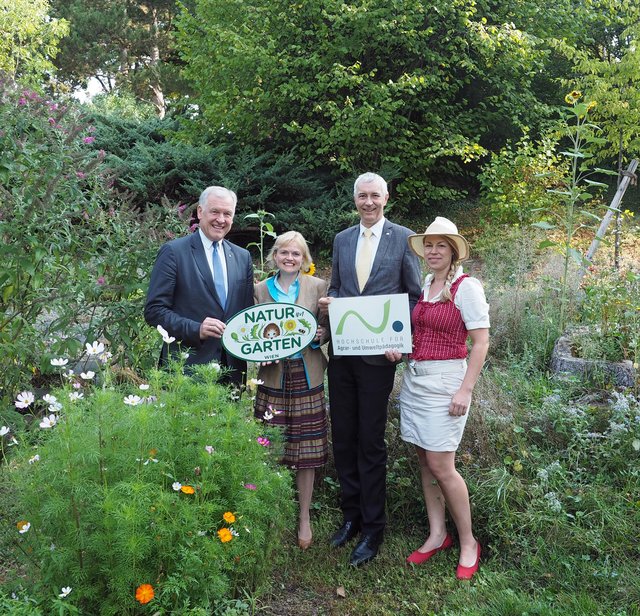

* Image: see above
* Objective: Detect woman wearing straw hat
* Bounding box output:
[385,216,489,580]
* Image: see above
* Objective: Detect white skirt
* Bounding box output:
[398,359,468,452]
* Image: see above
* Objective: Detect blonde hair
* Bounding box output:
[266,231,313,273]
[426,236,460,302]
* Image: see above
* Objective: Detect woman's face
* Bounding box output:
[274,241,304,275]
[423,235,454,274]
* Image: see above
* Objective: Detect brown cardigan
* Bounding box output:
[254,274,329,389]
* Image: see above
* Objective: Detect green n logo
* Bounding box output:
[335,300,391,334]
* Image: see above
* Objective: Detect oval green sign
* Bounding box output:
[222,302,318,362]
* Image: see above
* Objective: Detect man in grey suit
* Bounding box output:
[144,186,254,385]
[319,172,422,566]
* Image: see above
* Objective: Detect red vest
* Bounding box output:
[410,275,469,361]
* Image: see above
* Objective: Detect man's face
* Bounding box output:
[197,194,235,242]
[354,180,388,228]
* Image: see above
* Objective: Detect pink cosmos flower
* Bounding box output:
[76,171,86,179]
[244,483,257,490]
[97,276,105,285]
[256,437,270,447]
[82,136,95,144]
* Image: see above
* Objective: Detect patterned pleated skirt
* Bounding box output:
[254,358,328,469]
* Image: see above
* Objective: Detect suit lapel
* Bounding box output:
[346,226,361,291]
[221,240,236,312]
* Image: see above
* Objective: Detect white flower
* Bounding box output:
[248,378,264,387]
[64,369,75,380]
[172,482,182,491]
[42,394,58,405]
[99,351,112,364]
[0,426,9,437]
[48,402,63,413]
[197,530,207,536]
[124,395,143,406]
[68,392,84,401]
[263,410,274,421]
[80,371,95,380]
[205,445,214,455]
[39,415,58,429]
[181,352,190,360]
[85,341,105,355]
[230,527,239,537]
[18,522,31,534]
[156,325,176,344]
[139,383,150,390]
[59,587,72,598]
[15,391,35,409]
[209,361,220,370]
[28,454,40,464]
[50,357,69,367]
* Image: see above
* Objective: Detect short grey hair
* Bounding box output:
[353,172,388,197]
[198,186,237,209]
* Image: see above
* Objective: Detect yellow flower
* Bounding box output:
[180,485,195,494]
[223,511,236,524]
[305,262,316,276]
[16,520,30,532]
[586,101,596,112]
[218,528,233,543]
[135,584,154,605]
[284,319,297,332]
[564,90,582,104]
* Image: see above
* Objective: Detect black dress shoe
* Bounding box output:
[329,520,361,548]
[349,532,383,567]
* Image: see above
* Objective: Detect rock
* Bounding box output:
[550,327,636,388]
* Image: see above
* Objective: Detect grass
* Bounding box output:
[255,364,640,615]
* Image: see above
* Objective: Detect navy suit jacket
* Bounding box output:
[328,218,422,364]
[144,232,254,372]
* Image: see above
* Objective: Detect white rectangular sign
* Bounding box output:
[328,293,412,356]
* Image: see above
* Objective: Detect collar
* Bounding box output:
[359,217,386,237]
[198,228,223,251]
[425,265,464,286]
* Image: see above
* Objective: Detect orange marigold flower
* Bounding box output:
[149,448,158,457]
[135,583,154,604]
[218,528,233,543]
[223,511,236,524]
[180,485,195,494]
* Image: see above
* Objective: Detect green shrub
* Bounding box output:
[576,266,640,364]
[478,131,562,225]
[4,360,294,615]
[0,76,187,400]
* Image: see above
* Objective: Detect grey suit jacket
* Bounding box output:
[328,218,422,364]
[144,232,254,369]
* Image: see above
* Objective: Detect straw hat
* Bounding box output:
[408,217,470,261]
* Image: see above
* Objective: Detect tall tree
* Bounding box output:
[50,0,187,117]
[0,0,68,86]
[177,0,550,209]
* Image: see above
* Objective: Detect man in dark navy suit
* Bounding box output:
[145,186,254,385]
[319,172,422,566]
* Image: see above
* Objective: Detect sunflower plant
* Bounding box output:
[532,90,618,331]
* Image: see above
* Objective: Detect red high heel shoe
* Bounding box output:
[456,541,481,580]
[406,533,453,564]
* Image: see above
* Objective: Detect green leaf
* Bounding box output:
[579,210,601,221]
[532,221,556,230]
[538,239,557,249]
[593,168,619,176]
[560,151,586,158]
[583,179,608,188]
[568,247,586,265]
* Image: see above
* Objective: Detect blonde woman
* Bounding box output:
[385,217,489,580]
[253,231,329,550]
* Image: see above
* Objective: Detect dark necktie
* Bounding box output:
[212,242,227,309]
